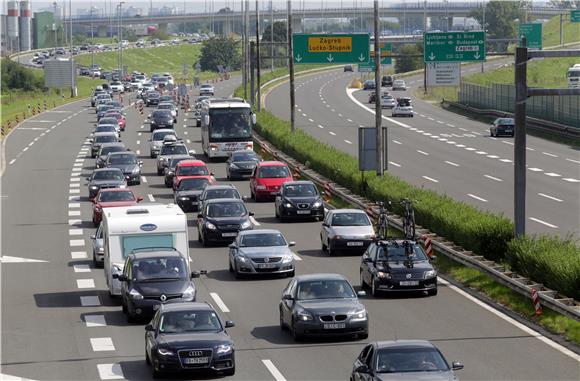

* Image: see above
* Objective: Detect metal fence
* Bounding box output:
[459,83,580,128]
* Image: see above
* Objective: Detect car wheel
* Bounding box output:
[157,168,163,175]
[287,269,295,277]
[490,129,495,137]
[279,308,287,330]
[371,277,380,297]
[428,288,438,296]
[134,179,141,185]
[234,265,243,279]
[291,319,303,341]
[197,230,202,243]
[328,242,335,256]
[150,152,155,158]
[152,357,162,379]
[92,216,98,228]
[321,236,327,252]
[122,297,127,313]
[145,348,151,365]
[275,206,279,218]
[359,332,369,340]
[510,132,515,137]
[360,271,368,289]
[228,259,233,272]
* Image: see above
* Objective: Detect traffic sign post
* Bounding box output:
[571,10,580,23]
[292,34,370,64]
[424,31,486,63]
[519,23,542,50]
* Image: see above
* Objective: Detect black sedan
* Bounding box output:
[197,198,254,246]
[95,143,127,168]
[174,177,212,212]
[115,249,199,322]
[359,240,437,297]
[275,181,325,221]
[490,117,515,137]
[145,303,235,378]
[226,150,262,180]
[145,91,161,106]
[86,168,127,199]
[198,184,242,212]
[279,273,368,341]
[105,152,142,185]
[149,110,174,132]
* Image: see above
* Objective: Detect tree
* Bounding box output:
[470,1,526,39]
[394,43,423,74]
[1,59,44,91]
[261,21,287,43]
[199,36,242,72]
[549,0,580,8]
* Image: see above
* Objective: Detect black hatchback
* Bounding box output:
[274,181,325,221]
[197,198,254,246]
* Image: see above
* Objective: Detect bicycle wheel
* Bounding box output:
[409,211,416,239]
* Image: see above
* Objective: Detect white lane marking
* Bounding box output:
[501,141,515,146]
[338,113,343,117]
[68,211,81,217]
[69,189,80,194]
[77,279,95,289]
[210,293,230,313]
[250,216,261,226]
[422,176,439,183]
[70,239,85,246]
[563,178,580,183]
[80,296,101,306]
[69,183,80,188]
[184,131,188,135]
[542,152,558,158]
[544,172,561,177]
[471,131,482,136]
[147,194,155,202]
[446,141,456,144]
[136,150,140,155]
[317,124,324,129]
[71,251,87,259]
[73,163,83,167]
[427,117,435,121]
[486,155,500,159]
[484,175,503,182]
[528,167,543,172]
[308,118,314,122]
[500,159,513,163]
[475,151,487,155]
[464,147,476,151]
[416,150,429,156]
[344,140,353,145]
[446,123,455,127]
[262,360,287,381]
[443,161,459,167]
[392,140,402,145]
[85,315,106,328]
[301,113,307,117]
[347,118,353,123]
[68,219,82,226]
[9,159,16,165]
[136,140,140,145]
[140,125,144,129]
[526,147,535,151]
[459,127,468,131]
[529,217,559,229]
[538,193,563,202]
[388,161,401,167]
[141,176,148,183]
[75,159,84,163]
[467,193,488,202]
[138,132,142,136]
[419,114,425,117]
[456,144,466,148]
[329,131,336,136]
[28,142,34,147]
[69,229,83,236]
[437,120,445,124]
[73,265,91,273]
[96,363,124,380]
[22,147,29,152]
[90,338,115,352]
[70,177,80,182]
[565,158,580,164]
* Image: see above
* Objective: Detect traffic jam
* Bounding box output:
[84,73,462,380]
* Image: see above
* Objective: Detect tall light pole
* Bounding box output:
[91,2,95,68]
[70,0,76,97]
[374,0,383,175]
[118,1,124,75]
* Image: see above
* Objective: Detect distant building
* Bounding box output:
[32,11,58,50]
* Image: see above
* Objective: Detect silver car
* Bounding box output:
[392,79,407,91]
[321,209,375,256]
[156,142,193,175]
[381,95,396,108]
[228,229,296,278]
[91,224,104,268]
[148,129,177,158]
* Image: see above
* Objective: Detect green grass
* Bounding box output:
[543,14,580,47]
[414,86,459,103]
[436,254,580,345]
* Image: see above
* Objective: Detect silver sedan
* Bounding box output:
[228,229,296,278]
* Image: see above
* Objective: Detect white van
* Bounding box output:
[102,204,190,296]
[567,64,580,88]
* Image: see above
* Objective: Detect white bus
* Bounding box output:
[200,98,256,158]
[101,204,190,296]
[567,64,580,88]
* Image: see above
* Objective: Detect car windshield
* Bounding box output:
[153,111,172,119]
[132,257,188,281]
[99,118,117,125]
[95,126,115,133]
[259,166,289,178]
[177,165,209,176]
[232,151,258,161]
[376,347,449,373]
[205,189,239,200]
[497,118,514,125]
[93,170,124,180]
[206,202,247,217]
[98,191,135,202]
[148,93,160,98]
[240,233,286,247]
[158,104,173,110]
[153,131,176,141]
[161,145,188,155]
[108,154,137,164]
[296,279,356,300]
[209,108,252,140]
[178,178,210,190]
[100,146,125,156]
[377,244,428,262]
[284,184,317,197]
[331,212,371,226]
[159,310,222,334]
[95,135,117,143]
[169,157,189,168]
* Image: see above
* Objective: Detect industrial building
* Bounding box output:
[2,0,32,55]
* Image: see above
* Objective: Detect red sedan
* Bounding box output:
[172,159,214,189]
[104,112,126,131]
[92,188,143,226]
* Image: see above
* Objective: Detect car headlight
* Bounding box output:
[377,271,392,279]
[129,288,143,300]
[240,220,252,229]
[178,196,189,201]
[132,166,140,174]
[284,202,293,208]
[205,221,217,230]
[98,247,104,254]
[181,284,195,300]
[119,184,126,189]
[282,255,293,264]
[297,310,313,321]
[236,255,248,263]
[312,200,322,208]
[255,185,266,190]
[157,348,174,356]
[424,270,437,279]
[229,163,239,169]
[216,344,233,355]
[90,185,98,190]
[353,308,367,319]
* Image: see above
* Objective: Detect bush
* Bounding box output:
[1,59,44,92]
[507,235,580,300]
[199,36,241,72]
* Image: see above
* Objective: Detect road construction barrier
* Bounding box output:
[322,182,332,203]
[532,288,543,316]
[139,102,144,115]
[15,115,20,124]
[43,100,47,110]
[292,165,302,180]
[422,235,434,258]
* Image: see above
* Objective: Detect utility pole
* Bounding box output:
[250,41,255,106]
[560,13,564,46]
[482,1,486,73]
[256,0,261,111]
[270,0,274,72]
[514,38,527,237]
[119,1,124,78]
[91,2,95,68]
[374,0,383,175]
[287,0,295,133]
[242,0,247,99]
[245,0,250,99]
[70,0,76,97]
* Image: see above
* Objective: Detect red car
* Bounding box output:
[172,159,214,189]
[104,112,126,131]
[249,161,293,201]
[92,188,143,226]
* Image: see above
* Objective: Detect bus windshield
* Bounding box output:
[208,108,251,141]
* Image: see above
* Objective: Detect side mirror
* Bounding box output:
[357,290,367,297]
[228,243,236,249]
[137,196,144,202]
[145,324,154,332]
[225,320,235,328]
[282,294,293,301]
[204,115,210,125]
[355,365,370,374]
[90,235,96,240]
[288,241,296,247]
[197,213,203,219]
[251,113,257,125]
[429,255,437,261]
[363,257,372,263]
[191,271,201,278]
[189,150,195,156]
[452,362,464,371]
[321,222,328,227]
[241,195,249,201]
[248,211,255,216]
[138,161,143,166]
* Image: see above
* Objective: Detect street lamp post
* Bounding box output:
[91,3,95,69]
[117,1,124,76]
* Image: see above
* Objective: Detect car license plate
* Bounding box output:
[191,201,198,205]
[222,232,238,237]
[259,263,277,269]
[183,357,209,364]
[296,210,311,214]
[324,323,346,329]
[400,281,419,286]
[270,192,278,195]
[347,241,363,246]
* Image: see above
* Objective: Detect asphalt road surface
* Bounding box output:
[265,64,580,237]
[1,76,579,381]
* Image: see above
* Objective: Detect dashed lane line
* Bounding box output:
[344,140,352,145]
[73,265,91,273]
[262,360,287,381]
[141,176,148,183]
[84,315,106,327]
[388,161,401,167]
[529,217,558,229]
[80,296,101,307]
[76,279,96,289]
[71,251,87,259]
[542,152,558,158]
[96,364,124,380]
[147,194,155,202]
[484,175,503,182]
[422,176,439,183]
[563,178,580,183]
[329,131,336,136]
[392,140,402,145]
[565,158,580,164]
[210,292,230,313]
[467,194,488,202]
[416,150,429,156]
[538,193,563,202]
[318,124,324,129]
[90,338,115,352]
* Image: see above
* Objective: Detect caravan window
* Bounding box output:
[122,234,174,259]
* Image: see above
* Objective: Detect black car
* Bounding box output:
[105,152,142,185]
[363,80,376,90]
[198,185,242,212]
[344,65,353,72]
[144,302,236,378]
[490,117,515,137]
[174,177,212,212]
[381,75,394,87]
[197,198,254,246]
[164,155,194,187]
[115,249,199,322]
[226,150,262,180]
[146,91,161,106]
[150,110,174,132]
[86,168,127,199]
[95,143,127,168]
[359,240,438,297]
[279,273,368,341]
[274,181,325,221]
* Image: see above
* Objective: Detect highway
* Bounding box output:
[265,65,580,236]
[1,75,579,380]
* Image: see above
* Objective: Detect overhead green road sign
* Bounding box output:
[370,42,392,65]
[293,34,370,64]
[571,10,580,22]
[424,31,486,63]
[519,23,542,49]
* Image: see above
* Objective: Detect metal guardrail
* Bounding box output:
[252,129,580,321]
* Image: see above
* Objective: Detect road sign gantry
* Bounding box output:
[292,34,370,64]
[423,31,486,63]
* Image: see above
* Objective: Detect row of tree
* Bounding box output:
[1,59,44,92]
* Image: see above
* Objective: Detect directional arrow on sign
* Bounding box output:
[429,52,436,61]
[0,255,48,263]
[474,53,481,59]
[295,54,302,63]
[358,53,366,62]
[327,54,334,62]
